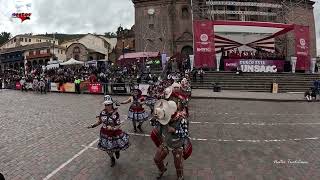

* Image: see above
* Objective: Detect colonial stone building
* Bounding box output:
[0,34,58,50]
[132,0,317,58]
[114,26,136,61]
[0,42,66,72]
[61,34,115,62]
[132,0,193,57]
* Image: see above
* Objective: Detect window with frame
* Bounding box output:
[73,47,80,53]
[182,7,189,19]
[29,39,31,42]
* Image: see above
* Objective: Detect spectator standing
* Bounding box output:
[199,68,205,83]
[74,77,81,94]
[192,69,198,82]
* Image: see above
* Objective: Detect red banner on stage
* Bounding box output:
[193,20,215,68]
[294,25,310,71]
[89,83,102,94]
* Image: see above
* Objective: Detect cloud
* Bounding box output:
[0,0,319,55]
[0,0,134,35]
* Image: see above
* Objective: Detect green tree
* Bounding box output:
[0,32,12,46]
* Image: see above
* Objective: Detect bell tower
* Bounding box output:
[132,0,193,57]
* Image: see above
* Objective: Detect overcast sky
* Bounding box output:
[0,0,319,54]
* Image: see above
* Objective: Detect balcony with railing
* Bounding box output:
[26,52,52,59]
[0,52,24,63]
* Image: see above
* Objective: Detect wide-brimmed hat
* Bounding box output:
[181,78,188,86]
[103,95,114,105]
[171,82,181,89]
[131,85,142,94]
[154,100,177,125]
[164,87,173,99]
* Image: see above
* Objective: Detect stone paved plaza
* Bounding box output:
[1,90,320,180]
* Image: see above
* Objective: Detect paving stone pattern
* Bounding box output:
[0,90,320,180]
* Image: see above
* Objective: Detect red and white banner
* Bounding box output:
[294,25,310,71]
[193,20,215,68]
[89,83,102,94]
[16,82,21,90]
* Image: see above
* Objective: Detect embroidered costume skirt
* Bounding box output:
[98,129,130,153]
[128,108,149,122]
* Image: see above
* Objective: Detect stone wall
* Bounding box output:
[133,0,316,58]
[66,43,88,62]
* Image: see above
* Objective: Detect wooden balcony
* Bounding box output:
[26,53,52,60]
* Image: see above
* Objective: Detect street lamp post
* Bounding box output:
[122,38,125,60]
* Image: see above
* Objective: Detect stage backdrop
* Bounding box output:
[294,25,310,71]
[193,20,215,68]
[224,59,284,73]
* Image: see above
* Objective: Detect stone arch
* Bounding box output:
[181,45,193,57]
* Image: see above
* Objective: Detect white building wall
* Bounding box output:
[60,41,74,49]
[51,48,66,61]
[0,36,58,49]
[78,34,108,55]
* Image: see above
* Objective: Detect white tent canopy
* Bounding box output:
[60,58,84,66]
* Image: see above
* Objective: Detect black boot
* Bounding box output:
[110,157,116,167]
[115,151,120,159]
[137,124,143,132]
[133,120,137,133]
[156,168,167,179]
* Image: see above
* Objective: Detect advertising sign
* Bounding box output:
[15,82,21,90]
[224,59,284,73]
[89,83,102,94]
[50,83,58,92]
[112,84,127,94]
[294,25,310,71]
[50,83,75,92]
[193,20,215,68]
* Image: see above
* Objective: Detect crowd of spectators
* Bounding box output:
[223,48,285,60]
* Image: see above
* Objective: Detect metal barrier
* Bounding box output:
[10,81,144,96]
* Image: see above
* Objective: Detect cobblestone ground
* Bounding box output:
[1,90,320,180]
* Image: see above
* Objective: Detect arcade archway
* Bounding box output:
[181,46,193,57]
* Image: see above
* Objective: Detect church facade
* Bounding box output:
[132,0,317,60]
[132,0,194,57]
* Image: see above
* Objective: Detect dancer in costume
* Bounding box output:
[87,96,129,167]
[151,100,191,180]
[164,82,189,117]
[121,86,148,132]
[180,78,191,98]
[145,84,157,114]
